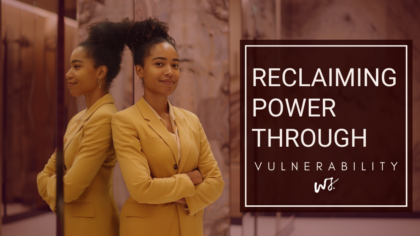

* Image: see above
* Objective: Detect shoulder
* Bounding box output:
[112,104,138,125]
[87,103,117,126]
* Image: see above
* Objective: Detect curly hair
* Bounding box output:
[78,18,131,89]
[125,18,177,67]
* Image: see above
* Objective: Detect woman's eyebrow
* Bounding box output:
[71,60,83,63]
[152,57,180,62]
[152,57,167,61]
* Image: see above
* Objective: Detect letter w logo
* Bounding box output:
[314,177,339,193]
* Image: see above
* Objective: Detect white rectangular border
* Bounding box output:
[244,45,408,208]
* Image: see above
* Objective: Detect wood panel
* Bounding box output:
[1,0,78,215]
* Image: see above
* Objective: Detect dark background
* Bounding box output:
[241,40,412,212]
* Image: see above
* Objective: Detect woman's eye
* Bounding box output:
[173,64,179,68]
[74,65,80,69]
[156,63,163,66]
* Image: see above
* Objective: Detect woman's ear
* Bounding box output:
[98,65,108,80]
[135,65,144,79]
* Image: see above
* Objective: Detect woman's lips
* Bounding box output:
[67,83,77,87]
[159,80,175,85]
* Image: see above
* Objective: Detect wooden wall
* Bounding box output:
[1,0,78,215]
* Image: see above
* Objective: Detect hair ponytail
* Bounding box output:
[126,18,176,67]
[78,18,131,89]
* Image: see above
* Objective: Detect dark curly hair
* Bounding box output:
[78,18,131,89]
[125,18,177,67]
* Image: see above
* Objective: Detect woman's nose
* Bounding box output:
[165,65,174,77]
[65,69,73,79]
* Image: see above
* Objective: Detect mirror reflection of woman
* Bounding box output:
[37,20,129,236]
[111,18,225,236]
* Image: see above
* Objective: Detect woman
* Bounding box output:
[37,20,129,236]
[111,18,225,236]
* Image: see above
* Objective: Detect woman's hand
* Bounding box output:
[174,198,186,204]
[185,169,202,185]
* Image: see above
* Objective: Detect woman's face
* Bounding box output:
[65,46,106,97]
[136,42,180,96]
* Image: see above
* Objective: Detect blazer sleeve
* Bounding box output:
[39,111,115,203]
[37,114,78,212]
[184,116,225,215]
[111,112,196,204]
[37,152,57,212]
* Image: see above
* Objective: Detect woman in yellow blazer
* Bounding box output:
[37,20,130,236]
[111,19,225,236]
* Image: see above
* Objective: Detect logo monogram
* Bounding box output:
[314,177,339,193]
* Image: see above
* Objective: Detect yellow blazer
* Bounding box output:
[37,94,119,236]
[111,97,224,236]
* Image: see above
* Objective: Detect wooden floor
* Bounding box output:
[2,213,55,236]
[2,212,420,236]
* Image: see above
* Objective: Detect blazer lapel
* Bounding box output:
[137,97,179,164]
[64,112,85,151]
[64,94,115,151]
[174,108,191,173]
